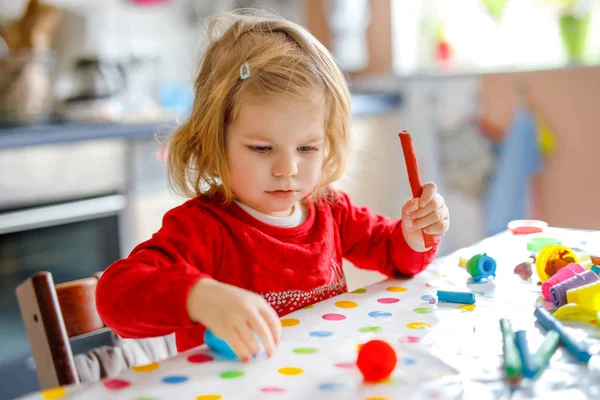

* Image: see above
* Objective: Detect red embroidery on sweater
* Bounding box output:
[261,259,346,315]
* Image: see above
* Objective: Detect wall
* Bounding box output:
[480,66,600,230]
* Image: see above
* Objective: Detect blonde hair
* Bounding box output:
[166,10,351,202]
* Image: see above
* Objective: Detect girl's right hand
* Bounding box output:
[186,278,282,361]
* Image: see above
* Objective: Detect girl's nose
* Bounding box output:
[272,154,298,177]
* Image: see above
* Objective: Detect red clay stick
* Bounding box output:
[399,130,437,248]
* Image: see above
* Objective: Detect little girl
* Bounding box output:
[97,11,449,363]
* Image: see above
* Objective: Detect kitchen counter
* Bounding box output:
[0,93,402,150]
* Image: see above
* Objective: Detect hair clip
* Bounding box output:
[240,61,251,80]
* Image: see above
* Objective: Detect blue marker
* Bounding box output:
[514,330,536,379]
[534,306,591,364]
[436,290,476,305]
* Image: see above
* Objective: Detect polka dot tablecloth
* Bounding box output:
[18,228,600,400]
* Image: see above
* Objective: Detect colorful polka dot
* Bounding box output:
[421,294,433,301]
[302,305,314,309]
[335,300,358,308]
[260,387,286,393]
[132,362,159,372]
[309,330,333,337]
[384,377,406,385]
[426,281,441,288]
[41,387,67,400]
[368,311,392,318]
[162,375,189,384]
[458,304,476,311]
[358,326,382,333]
[386,286,407,292]
[377,297,399,304]
[188,353,215,363]
[278,367,304,375]
[319,382,345,390]
[366,397,390,400]
[401,357,416,365]
[220,371,244,379]
[103,379,131,390]
[351,288,367,293]
[413,307,435,314]
[293,347,318,354]
[322,313,346,321]
[407,322,431,330]
[281,318,300,327]
[196,396,222,400]
[355,343,364,352]
[399,336,421,343]
[334,361,355,369]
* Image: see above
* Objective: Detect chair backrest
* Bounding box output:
[15,271,106,390]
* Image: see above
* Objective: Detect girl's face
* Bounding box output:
[225,93,326,217]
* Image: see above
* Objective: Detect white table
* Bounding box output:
[19,228,600,400]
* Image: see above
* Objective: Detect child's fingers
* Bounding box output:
[419,183,437,207]
[410,194,444,219]
[260,306,282,345]
[236,322,261,358]
[227,329,252,362]
[402,198,419,217]
[412,207,449,229]
[249,312,276,358]
[423,218,450,235]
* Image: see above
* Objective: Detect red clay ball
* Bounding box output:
[356,339,397,382]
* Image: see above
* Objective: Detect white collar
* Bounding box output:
[234,201,306,228]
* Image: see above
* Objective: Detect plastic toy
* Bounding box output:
[514,261,533,280]
[398,131,437,248]
[499,319,522,380]
[466,253,496,282]
[531,330,559,379]
[553,303,597,323]
[541,263,585,301]
[566,280,600,311]
[535,245,591,282]
[534,306,591,363]
[527,238,561,253]
[356,339,397,383]
[507,219,547,235]
[436,290,475,304]
[204,329,238,360]
[514,330,536,379]
[549,270,598,308]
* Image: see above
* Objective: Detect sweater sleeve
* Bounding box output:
[331,191,437,277]
[96,201,219,338]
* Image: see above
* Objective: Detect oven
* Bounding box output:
[0,139,127,399]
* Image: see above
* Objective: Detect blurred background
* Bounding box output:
[0,0,598,397]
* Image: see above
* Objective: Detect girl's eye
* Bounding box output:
[298,146,319,153]
[247,145,271,153]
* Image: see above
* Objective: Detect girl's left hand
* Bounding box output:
[401,183,449,252]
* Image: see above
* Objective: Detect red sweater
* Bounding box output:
[96,191,437,352]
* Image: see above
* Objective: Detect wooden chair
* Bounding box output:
[15,271,110,390]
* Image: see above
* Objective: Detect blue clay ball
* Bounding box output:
[204,329,238,360]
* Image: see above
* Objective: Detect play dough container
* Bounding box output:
[507,219,548,235]
[527,238,561,253]
[535,245,591,283]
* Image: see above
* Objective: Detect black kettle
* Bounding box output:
[65,57,127,103]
